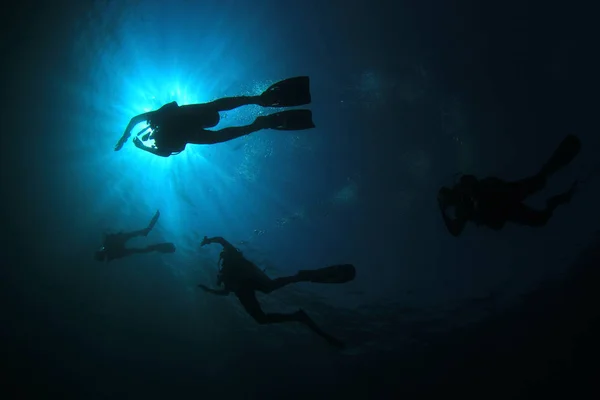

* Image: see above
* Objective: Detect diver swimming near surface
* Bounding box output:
[197,235,355,349]
[114,76,315,157]
[437,134,581,236]
[94,210,176,262]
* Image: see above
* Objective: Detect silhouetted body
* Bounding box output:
[94,210,176,262]
[197,236,355,348]
[438,134,581,236]
[115,77,316,157]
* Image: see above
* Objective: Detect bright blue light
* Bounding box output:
[118,74,213,161]
[125,81,207,152]
[68,2,330,285]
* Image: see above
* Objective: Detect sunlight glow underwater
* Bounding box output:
[75,3,346,283]
[107,67,300,239]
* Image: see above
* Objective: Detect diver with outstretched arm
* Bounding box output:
[197,235,355,348]
[438,134,581,236]
[94,210,176,262]
[115,76,316,157]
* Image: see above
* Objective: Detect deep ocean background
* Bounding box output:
[2,0,599,398]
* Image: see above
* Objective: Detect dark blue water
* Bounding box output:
[3,0,599,398]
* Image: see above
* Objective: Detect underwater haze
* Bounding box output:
[2,0,600,398]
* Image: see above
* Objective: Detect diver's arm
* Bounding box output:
[201,236,237,252]
[197,284,230,296]
[115,112,153,151]
[202,96,260,112]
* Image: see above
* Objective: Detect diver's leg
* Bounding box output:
[294,310,346,349]
[203,96,261,112]
[125,243,176,255]
[120,211,160,241]
[538,134,581,178]
[119,229,149,242]
[506,203,552,227]
[146,243,176,253]
[508,181,577,226]
[190,122,265,145]
[236,290,300,324]
[122,247,155,256]
[546,181,578,212]
[506,135,581,201]
[235,290,345,348]
[259,264,356,293]
[504,174,547,203]
[257,275,302,294]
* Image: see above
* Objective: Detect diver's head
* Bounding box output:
[94,247,107,262]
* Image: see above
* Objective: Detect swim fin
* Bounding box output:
[262,110,315,131]
[547,180,578,211]
[151,242,176,253]
[259,76,312,107]
[296,264,356,284]
[539,134,581,178]
[145,210,160,235]
[295,309,346,349]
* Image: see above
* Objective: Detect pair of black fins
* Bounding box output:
[257,76,315,131]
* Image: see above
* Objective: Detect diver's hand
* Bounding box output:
[200,236,210,246]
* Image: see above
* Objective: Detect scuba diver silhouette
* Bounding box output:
[114,76,315,157]
[197,235,355,349]
[437,134,581,236]
[94,210,176,262]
